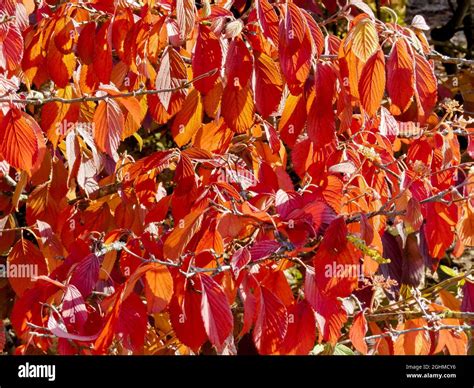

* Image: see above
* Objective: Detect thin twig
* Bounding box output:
[0,69,217,106]
[366,310,474,322]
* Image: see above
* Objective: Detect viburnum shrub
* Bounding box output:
[0,0,473,356]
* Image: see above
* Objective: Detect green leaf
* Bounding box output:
[333,343,355,355]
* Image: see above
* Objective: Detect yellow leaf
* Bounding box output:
[350,18,379,63]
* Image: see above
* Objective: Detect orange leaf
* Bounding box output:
[46,39,75,88]
[254,52,283,117]
[0,108,42,174]
[349,311,369,354]
[144,264,174,314]
[278,92,306,147]
[192,118,233,154]
[203,79,223,118]
[93,99,124,159]
[221,84,255,133]
[54,17,76,54]
[171,88,203,146]
[393,318,431,355]
[7,238,48,296]
[98,84,144,139]
[41,85,80,147]
[358,49,385,116]
[435,325,468,355]
[457,202,474,247]
[163,205,206,261]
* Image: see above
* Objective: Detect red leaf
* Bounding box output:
[301,9,324,57]
[199,273,234,349]
[192,24,222,94]
[225,37,253,90]
[253,286,288,354]
[278,3,312,93]
[0,321,5,352]
[278,300,316,355]
[0,22,23,71]
[230,247,251,278]
[387,38,415,115]
[424,202,456,259]
[461,280,474,314]
[77,22,96,65]
[307,62,337,146]
[62,284,88,330]
[236,275,257,339]
[254,52,283,117]
[170,284,208,352]
[115,293,147,352]
[304,266,347,344]
[70,253,100,298]
[250,239,281,261]
[255,0,279,44]
[414,53,438,122]
[261,269,294,307]
[93,21,113,84]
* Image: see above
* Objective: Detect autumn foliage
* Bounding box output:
[0,0,473,356]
